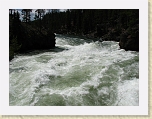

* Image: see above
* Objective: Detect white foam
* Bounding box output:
[9,35,139,106]
[114,78,139,106]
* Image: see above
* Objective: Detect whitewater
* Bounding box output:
[9,34,139,106]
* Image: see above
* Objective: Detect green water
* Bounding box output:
[9,34,139,106]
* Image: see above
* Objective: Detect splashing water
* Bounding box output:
[9,34,139,106]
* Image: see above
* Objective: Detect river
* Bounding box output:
[9,34,139,106]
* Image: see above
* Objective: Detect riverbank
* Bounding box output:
[9,14,56,61]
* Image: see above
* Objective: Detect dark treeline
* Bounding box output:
[40,9,138,37]
[9,9,139,60]
[9,9,56,61]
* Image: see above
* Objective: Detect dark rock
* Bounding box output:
[16,23,56,52]
[101,28,121,42]
[96,24,106,37]
[119,25,139,51]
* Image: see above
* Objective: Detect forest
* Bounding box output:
[9,9,139,61]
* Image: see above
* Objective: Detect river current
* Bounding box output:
[9,34,139,106]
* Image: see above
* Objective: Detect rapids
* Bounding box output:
[9,34,139,106]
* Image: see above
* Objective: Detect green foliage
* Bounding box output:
[10,36,21,51]
[9,36,21,60]
[9,10,22,60]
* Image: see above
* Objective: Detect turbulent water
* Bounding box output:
[9,34,139,106]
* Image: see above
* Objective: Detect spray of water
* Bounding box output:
[9,34,139,106]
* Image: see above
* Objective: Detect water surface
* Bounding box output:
[9,34,139,106]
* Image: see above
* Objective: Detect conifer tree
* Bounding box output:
[22,9,32,22]
[35,9,45,20]
[34,9,45,31]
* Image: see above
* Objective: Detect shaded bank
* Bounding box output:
[17,23,56,52]
[9,14,56,61]
[119,24,139,51]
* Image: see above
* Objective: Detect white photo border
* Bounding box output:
[0,0,148,115]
